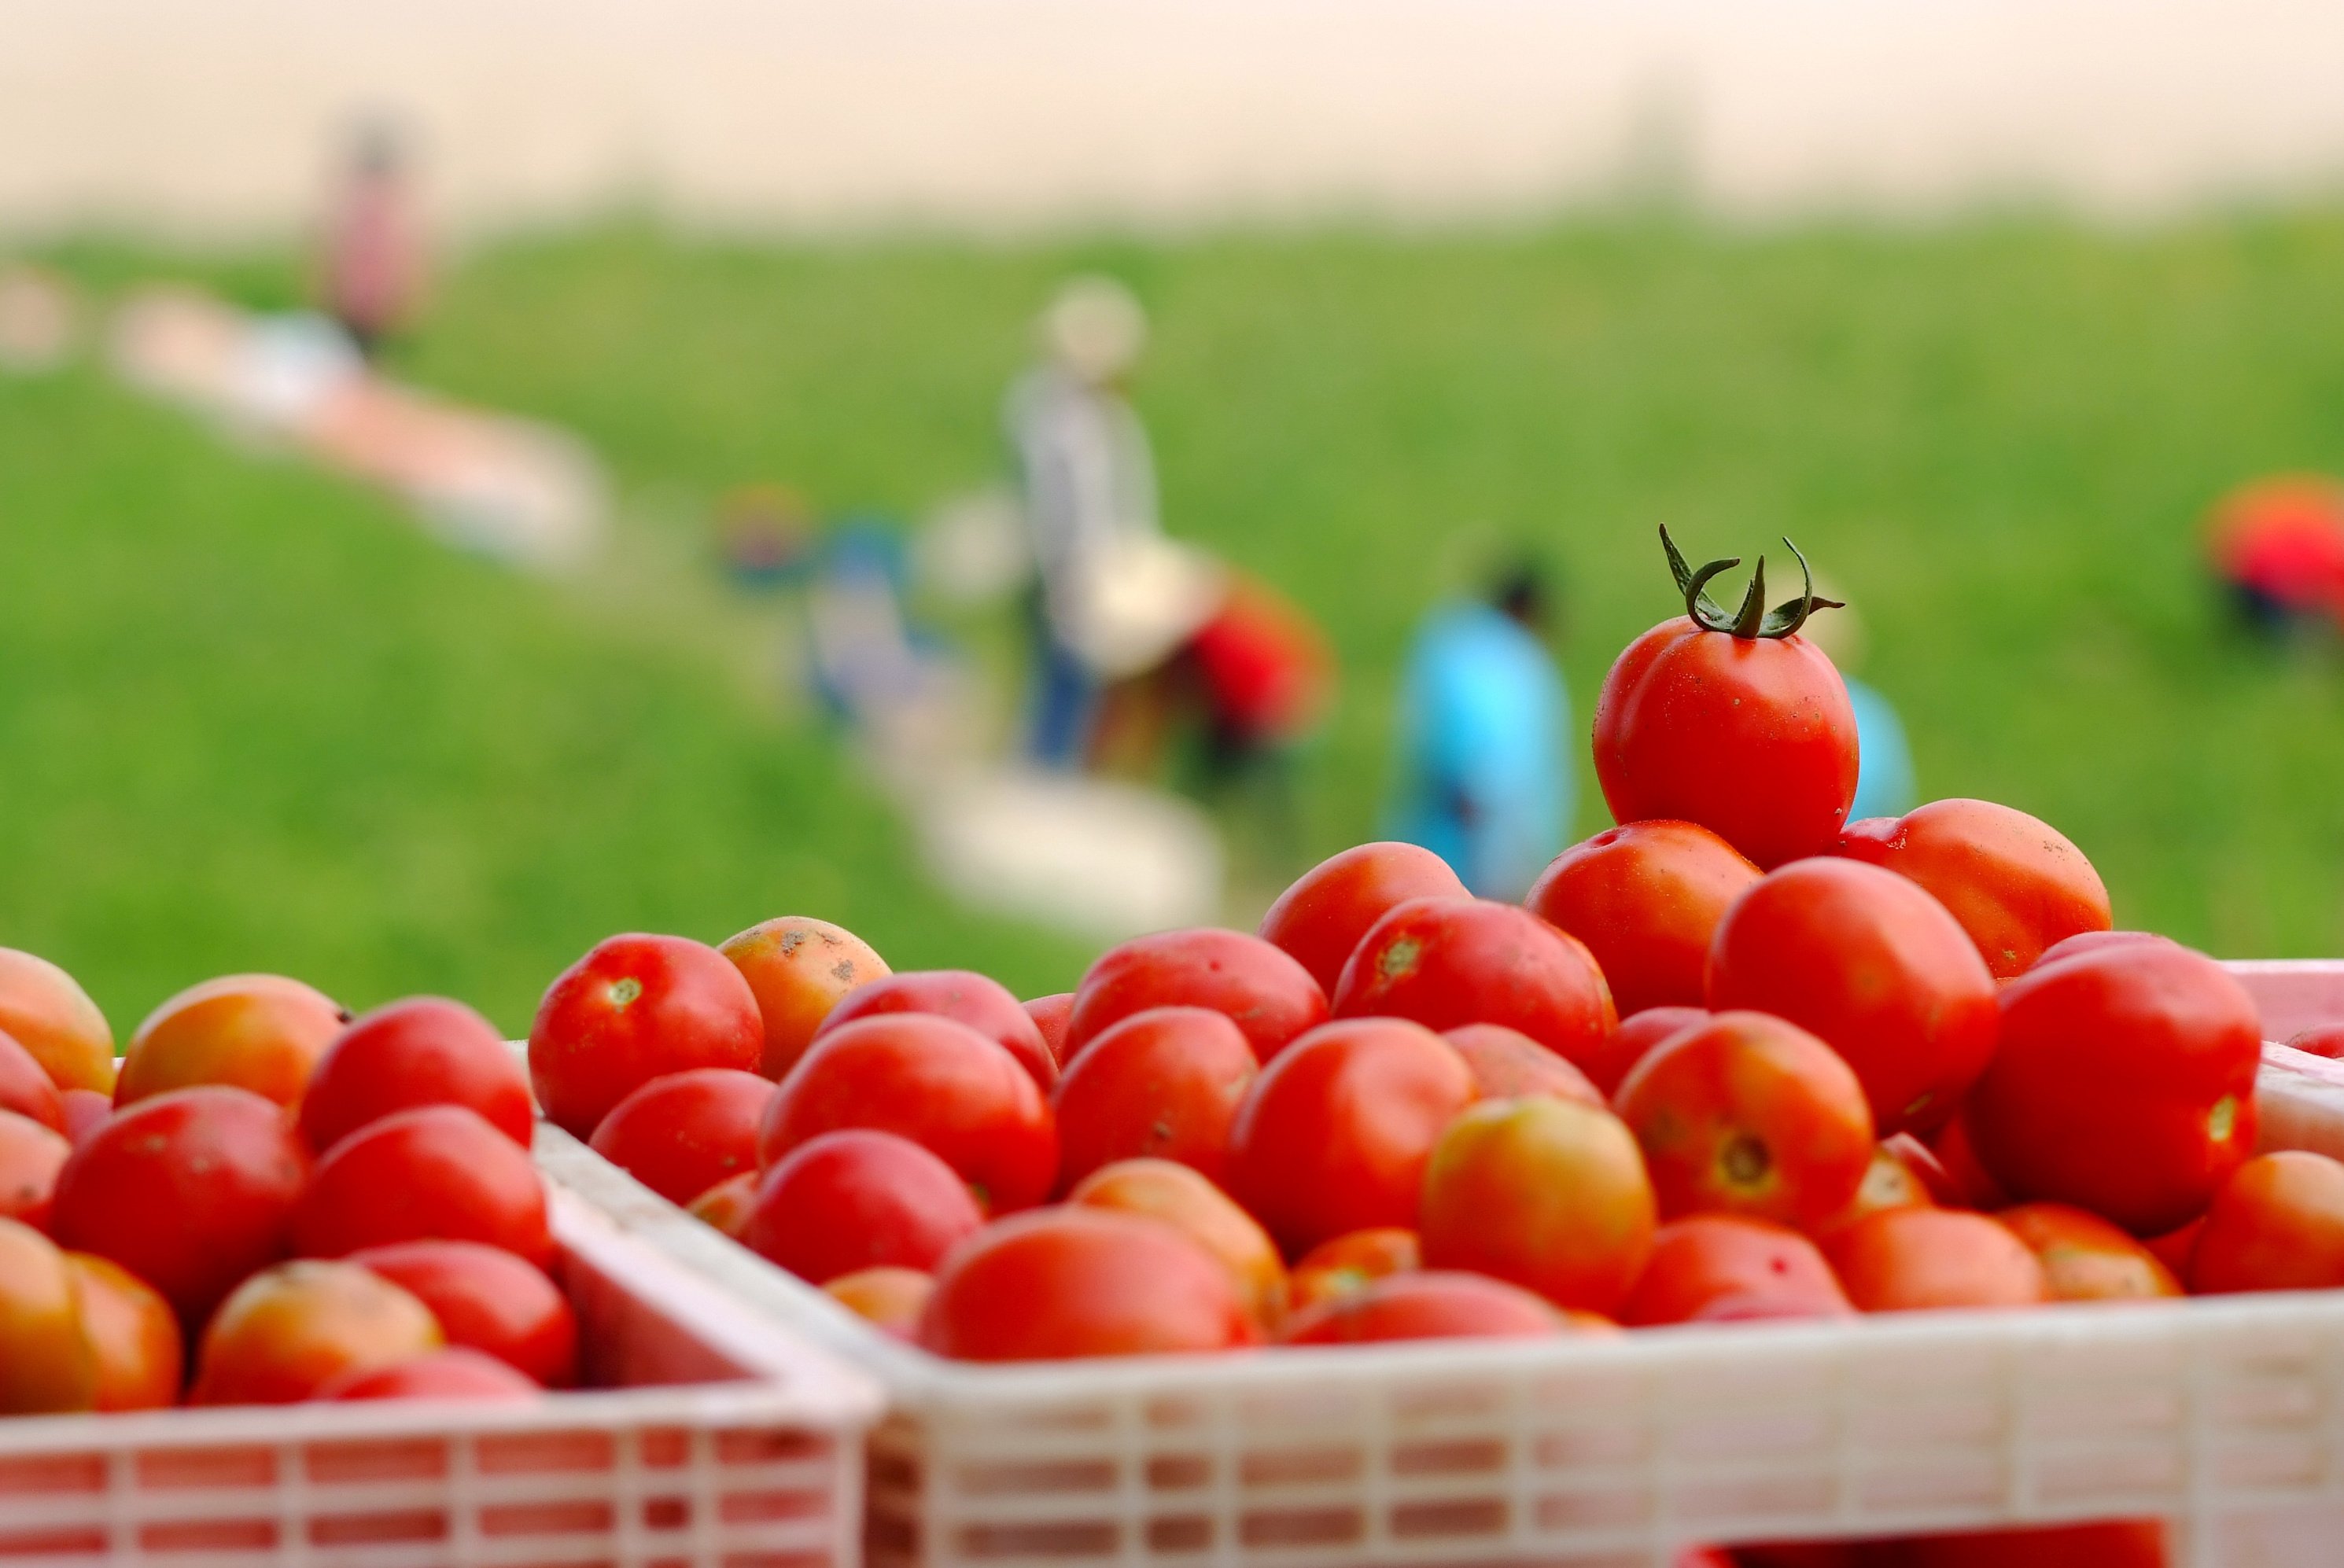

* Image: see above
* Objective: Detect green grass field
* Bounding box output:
[11,210,2344,1037]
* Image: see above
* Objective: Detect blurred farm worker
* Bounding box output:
[716,485,817,589]
[2206,476,2344,635]
[1801,589,1915,823]
[320,120,426,359]
[1388,565,1569,900]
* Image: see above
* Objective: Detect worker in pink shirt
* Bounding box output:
[320,121,426,360]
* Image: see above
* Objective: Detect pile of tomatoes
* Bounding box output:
[0,962,577,1415]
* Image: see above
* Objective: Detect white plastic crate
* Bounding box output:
[0,1160,883,1568]
[540,959,2344,1568]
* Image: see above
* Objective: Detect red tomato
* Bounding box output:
[2283,1024,2344,1061]
[59,1089,111,1149]
[529,933,764,1137]
[588,1067,774,1205]
[1287,1228,1421,1315]
[1052,1006,1258,1189]
[1258,841,1469,995]
[687,1170,758,1238]
[1879,1131,1963,1209]
[1923,1115,2011,1210]
[1806,1141,1937,1246]
[1895,1518,2168,1568]
[1707,858,1997,1136]
[1069,1158,1288,1331]
[191,1259,443,1405]
[1966,941,2260,1236]
[2188,1150,2344,1294]
[2143,1216,2204,1279]
[1615,1010,1874,1228]
[1227,1018,1476,1255]
[1824,1208,2047,1312]
[1023,993,1074,1064]
[1619,1215,1852,1327]
[1587,1006,1709,1099]
[745,1128,984,1283]
[1834,799,2112,978]
[2032,929,2178,970]
[1443,1023,1603,1106]
[348,1239,580,1386]
[920,1207,1259,1361]
[760,1014,1057,1213]
[52,1084,309,1320]
[0,1110,69,1232]
[1419,1097,1656,1313]
[1281,1272,1566,1345]
[1996,1203,2181,1302]
[320,1347,540,1402]
[1063,928,1327,1066]
[823,1267,934,1340]
[817,970,1056,1091]
[115,974,347,1110]
[293,1105,552,1268]
[1591,536,1859,870]
[64,1253,182,1412]
[0,1030,64,1132]
[0,1219,94,1413]
[1526,821,1760,1017]
[1332,898,1616,1070]
[0,948,114,1094]
[300,996,532,1155]
[719,916,890,1080]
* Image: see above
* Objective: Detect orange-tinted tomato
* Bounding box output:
[115,974,347,1110]
[1258,841,1469,995]
[0,1030,64,1132]
[1834,799,2112,978]
[1023,993,1074,1064]
[348,1239,580,1387]
[1996,1203,2181,1302]
[319,1347,540,1402]
[1052,1006,1258,1188]
[0,1109,69,1231]
[588,1067,774,1205]
[746,1128,984,1283]
[687,1170,760,1238]
[293,1105,552,1268]
[300,996,532,1155]
[64,1253,182,1412]
[818,970,1056,1091]
[0,948,114,1094]
[1587,1006,1710,1099]
[1824,1208,2047,1313]
[1806,1141,1937,1246]
[823,1267,934,1339]
[2189,1150,2344,1294]
[1443,1023,1603,1107]
[1526,820,1761,1017]
[192,1260,443,1405]
[1064,928,1328,1066]
[1333,897,1617,1070]
[1069,1158,1288,1330]
[1281,1271,1567,1345]
[0,1218,96,1413]
[530,933,765,1137]
[719,917,890,1080]
[920,1208,1259,1361]
[1287,1228,1421,1316]
[1617,1214,1852,1327]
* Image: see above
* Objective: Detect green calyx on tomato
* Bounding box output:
[1660,525,1844,640]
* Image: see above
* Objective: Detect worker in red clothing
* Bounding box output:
[2206,476,2344,635]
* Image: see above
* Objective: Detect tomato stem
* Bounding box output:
[1660,525,1845,639]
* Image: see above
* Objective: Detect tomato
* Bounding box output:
[1894,1518,2168,1568]
[191,1260,443,1404]
[1587,1006,1709,1099]
[1258,841,1469,994]
[1332,898,1616,1070]
[1834,799,2112,978]
[1064,928,1327,1066]
[64,1253,182,1411]
[1287,1228,1421,1316]
[817,969,1057,1091]
[687,1170,758,1238]
[1615,1010,1874,1228]
[920,1207,1259,1361]
[320,1347,540,1402]
[1052,1006,1258,1188]
[1617,1215,1852,1327]
[1443,1023,1602,1107]
[2144,1216,2204,1279]
[823,1267,934,1339]
[115,974,347,1110]
[529,933,764,1137]
[0,1030,64,1132]
[2284,1024,2344,1060]
[2188,1150,2344,1293]
[1707,858,1997,1136]
[1591,532,1859,870]
[0,948,113,1094]
[52,1084,309,1320]
[746,1128,984,1283]
[0,1109,69,1231]
[300,996,533,1155]
[2032,929,2178,969]
[1227,1018,1476,1255]
[719,916,890,1080]
[59,1089,111,1148]
[1922,1115,2010,1210]
[348,1239,580,1386]
[293,1105,552,1268]
[1069,1158,1288,1331]
[1418,1097,1654,1312]
[1824,1208,2047,1312]
[1996,1203,2181,1302]
[1527,821,1760,1017]
[1966,941,2259,1235]
[760,1014,1056,1213]
[1879,1131,1962,1208]
[1023,993,1074,1064]
[0,1218,96,1413]
[588,1067,774,1205]
[1806,1142,1937,1246]
[1281,1272,1567,1345]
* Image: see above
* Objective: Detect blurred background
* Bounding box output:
[6,0,2344,1035]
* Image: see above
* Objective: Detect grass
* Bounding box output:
[12,208,2344,1035]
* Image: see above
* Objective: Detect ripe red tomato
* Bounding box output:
[348,1239,580,1386]
[1443,1023,1602,1106]
[293,1105,552,1268]
[529,933,764,1137]
[1707,858,1997,1136]
[743,1128,984,1283]
[52,1084,309,1320]
[115,974,348,1110]
[2188,1150,2344,1294]
[1923,1114,2010,1210]
[1617,1215,1853,1327]
[588,1067,774,1205]
[1332,898,1616,1069]
[1419,1097,1656,1312]
[1023,993,1074,1063]
[823,1267,934,1339]
[816,970,1056,1091]
[0,948,114,1094]
[300,997,532,1155]
[1996,1203,2181,1302]
[1526,821,1760,1017]
[0,1030,64,1132]
[1965,941,2260,1236]
[0,1110,69,1231]
[1258,841,1469,995]
[1227,1018,1476,1255]
[1591,535,1859,870]
[1287,1227,1421,1315]
[2032,929,2179,970]
[1281,1272,1568,1345]
[320,1347,540,1402]
[1063,928,1327,1066]
[1051,1006,1258,1188]
[2284,1024,2344,1060]
[1586,1006,1709,1098]
[192,1259,443,1405]
[1895,1518,2168,1568]
[1824,1208,2047,1312]
[64,1253,182,1412]
[1068,1158,1287,1331]
[2144,1216,2204,1279]
[1834,799,2112,978]
[1614,1010,1874,1228]
[920,1207,1259,1360]
[760,1014,1057,1213]
[719,917,890,1080]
